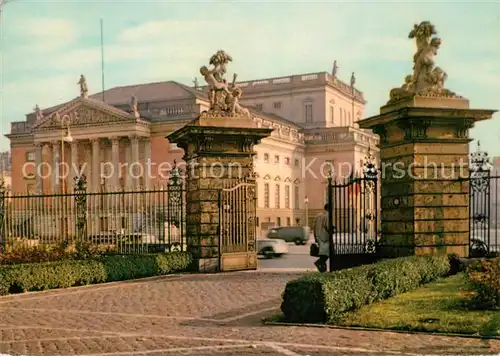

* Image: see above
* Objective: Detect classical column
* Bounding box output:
[125,142,132,189]
[51,141,60,193]
[143,137,151,190]
[34,143,43,194]
[129,135,140,189]
[91,138,100,192]
[111,137,120,189]
[70,141,79,191]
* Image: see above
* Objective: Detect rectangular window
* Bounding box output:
[294,158,300,167]
[294,186,300,209]
[264,183,270,208]
[285,185,290,209]
[273,102,282,109]
[286,217,291,226]
[330,105,334,123]
[25,151,36,162]
[256,103,263,111]
[304,103,313,123]
[285,157,290,166]
[255,183,259,206]
[264,153,269,163]
[277,217,281,226]
[274,155,279,165]
[275,184,280,209]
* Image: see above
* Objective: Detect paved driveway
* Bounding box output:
[1,271,499,355]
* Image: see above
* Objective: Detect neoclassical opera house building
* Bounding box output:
[7,67,378,233]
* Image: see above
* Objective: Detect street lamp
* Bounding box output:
[56,113,72,239]
[57,114,73,194]
[304,196,309,228]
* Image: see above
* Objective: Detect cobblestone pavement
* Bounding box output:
[1,271,499,356]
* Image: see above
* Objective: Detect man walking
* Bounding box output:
[313,204,330,272]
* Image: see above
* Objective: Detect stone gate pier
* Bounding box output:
[359,21,497,257]
[168,50,272,272]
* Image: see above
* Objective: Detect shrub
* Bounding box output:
[466,257,500,310]
[0,251,191,296]
[281,255,450,324]
[0,240,115,265]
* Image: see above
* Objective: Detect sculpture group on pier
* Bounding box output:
[389,21,458,104]
[199,50,251,118]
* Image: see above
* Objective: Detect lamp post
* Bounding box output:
[59,115,73,194]
[57,114,73,239]
[304,196,309,227]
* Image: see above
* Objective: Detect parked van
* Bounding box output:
[266,226,310,245]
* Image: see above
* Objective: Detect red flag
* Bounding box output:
[348,171,361,196]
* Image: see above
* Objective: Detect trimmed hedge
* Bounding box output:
[0,252,191,296]
[281,255,451,324]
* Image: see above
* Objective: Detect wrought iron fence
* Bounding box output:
[327,151,379,257]
[469,142,500,256]
[0,175,187,254]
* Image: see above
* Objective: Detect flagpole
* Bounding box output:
[100,17,105,102]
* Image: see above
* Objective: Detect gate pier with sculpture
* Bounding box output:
[359,21,496,258]
[167,50,272,273]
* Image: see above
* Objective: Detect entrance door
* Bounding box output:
[218,179,257,271]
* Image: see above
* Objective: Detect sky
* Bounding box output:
[0,0,499,156]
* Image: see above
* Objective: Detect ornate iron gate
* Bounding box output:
[326,152,379,270]
[218,178,257,271]
[469,142,500,257]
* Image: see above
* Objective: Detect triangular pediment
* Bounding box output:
[34,97,143,131]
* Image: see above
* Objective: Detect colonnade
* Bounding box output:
[34,135,152,193]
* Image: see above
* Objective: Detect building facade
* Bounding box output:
[6,69,379,235]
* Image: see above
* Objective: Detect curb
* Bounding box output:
[263,321,500,341]
[0,272,193,301]
[249,268,316,273]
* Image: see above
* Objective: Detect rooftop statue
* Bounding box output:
[34,104,43,121]
[78,74,88,99]
[130,95,140,118]
[388,21,458,104]
[199,50,251,118]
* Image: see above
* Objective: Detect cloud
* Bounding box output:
[2,3,500,157]
[2,74,83,114]
[347,36,414,62]
[9,18,77,51]
[118,20,223,42]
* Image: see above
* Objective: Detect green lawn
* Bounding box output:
[341,274,500,337]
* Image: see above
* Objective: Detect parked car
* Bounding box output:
[257,238,289,258]
[266,226,310,245]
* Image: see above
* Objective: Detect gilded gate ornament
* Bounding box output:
[199,50,252,118]
[388,21,459,104]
